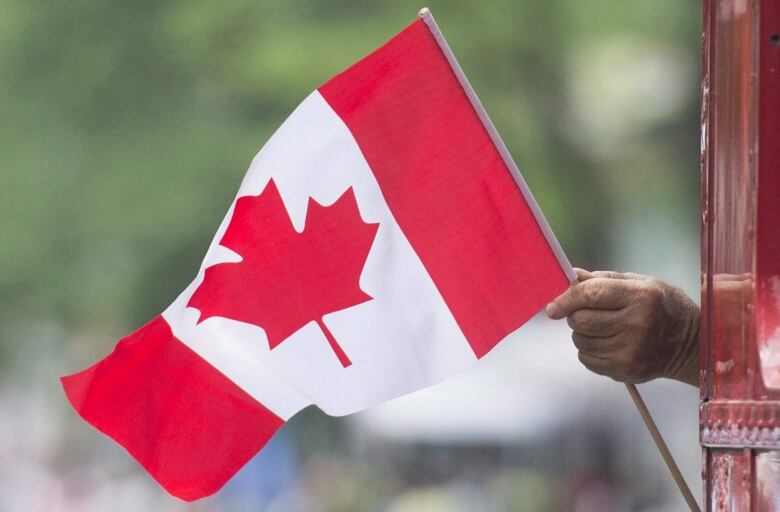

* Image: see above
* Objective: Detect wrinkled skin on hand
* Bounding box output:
[546,269,700,386]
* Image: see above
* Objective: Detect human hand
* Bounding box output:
[546,269,699,386]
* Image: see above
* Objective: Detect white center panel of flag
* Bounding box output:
[162,92,477,419]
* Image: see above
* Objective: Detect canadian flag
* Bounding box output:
[61,10,573,502]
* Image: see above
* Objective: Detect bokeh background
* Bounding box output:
[0,1,703,510]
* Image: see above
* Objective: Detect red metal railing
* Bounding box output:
[700,1,780,510]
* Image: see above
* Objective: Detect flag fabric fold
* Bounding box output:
[62,11,573,501]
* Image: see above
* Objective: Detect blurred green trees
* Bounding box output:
[0,0,699,353]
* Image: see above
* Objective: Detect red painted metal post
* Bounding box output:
[700,1,780,510]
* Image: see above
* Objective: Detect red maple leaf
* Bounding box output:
[188,179,379,367]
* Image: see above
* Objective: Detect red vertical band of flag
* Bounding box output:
[319,20,569,357]
[60,316,284,501]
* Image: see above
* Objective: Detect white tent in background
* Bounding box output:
[353,315,697,448]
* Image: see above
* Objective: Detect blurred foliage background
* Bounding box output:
[0,1,702,511]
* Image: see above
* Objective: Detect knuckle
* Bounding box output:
[641,280,665,304]
[566,311,579,330]
[569,310,589,331]
[582,282,602,303]
[578,352,611,376]
[572,333,592,351]
[577,352,600,372]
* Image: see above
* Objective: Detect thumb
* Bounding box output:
[546,268,590,319]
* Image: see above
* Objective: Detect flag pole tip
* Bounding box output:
[418,7,431,18]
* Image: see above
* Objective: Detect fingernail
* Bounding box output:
[545,302,559,319]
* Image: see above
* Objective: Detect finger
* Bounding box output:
[546,278,636,319]
[713,272,752,282]
[577,352,615,377]
[567,308,622,337]
[574,268,592,282]
[571,332,622,355]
